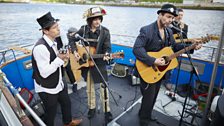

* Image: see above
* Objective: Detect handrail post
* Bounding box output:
[200,23,224,126]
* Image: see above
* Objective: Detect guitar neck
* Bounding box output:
[92,54,105,59]
[175,38,196,43]
[169,44,196,60]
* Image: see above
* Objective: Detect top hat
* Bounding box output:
[36,12,59,30]
[157,4,178,17]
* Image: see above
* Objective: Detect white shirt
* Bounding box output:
[33,35,64,94]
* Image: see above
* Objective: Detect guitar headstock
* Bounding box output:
[196,34,220,44]
[206,34,220,41]
[111,51,125,59]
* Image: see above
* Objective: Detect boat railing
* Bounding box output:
[0,36,223,65]
[0,44,33,66]
[0,69,46,126]
[201,45,224,62]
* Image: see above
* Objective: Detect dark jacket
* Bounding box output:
[171,21,194,54]
[132,21,188,80]
[172,21,188,39]
[69,25,111,83]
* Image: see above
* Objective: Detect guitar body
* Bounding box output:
[69,52,82,82]
[72,44,124,70]
[73,45,96,70]
[136,47,178,84]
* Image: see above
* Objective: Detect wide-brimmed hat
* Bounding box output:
[157,4,178,17]
[36,12,59,30]
[83,7,106,19]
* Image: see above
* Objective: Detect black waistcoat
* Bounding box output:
[32,38,60,88]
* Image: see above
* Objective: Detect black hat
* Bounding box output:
[157,4,178,16]
[36,12,59,30]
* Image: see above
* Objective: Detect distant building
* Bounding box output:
[183,0,224,3]
[183,0,195,4]
[213,0,224,3]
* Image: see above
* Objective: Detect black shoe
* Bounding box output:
[139,119,149,126]
[72,84,77,93]
[105,112,113,122]
[149,115,157,121]
[88,108,95,119]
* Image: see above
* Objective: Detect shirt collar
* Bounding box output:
[43,34,57,47]
[154,21,169,39]
[86,25,101,34]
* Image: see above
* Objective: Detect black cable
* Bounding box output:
[70,89,89,118]
[124,85,138,112]
[156,99,181,118]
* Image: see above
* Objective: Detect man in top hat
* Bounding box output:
[133,4,201,126]
[68,7,113,123]
[32,12,82,126]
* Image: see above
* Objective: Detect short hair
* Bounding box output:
[177,8,184,13]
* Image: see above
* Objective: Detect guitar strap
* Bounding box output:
[82,25,102,54]
[95,26,103,53]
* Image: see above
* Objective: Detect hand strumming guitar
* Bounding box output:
[73,51,81,61]
[154,58,166,66]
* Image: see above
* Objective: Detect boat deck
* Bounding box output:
[52,74,200,126]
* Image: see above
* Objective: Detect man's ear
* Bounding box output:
[43,29,49,35]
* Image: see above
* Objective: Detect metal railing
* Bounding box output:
[0,69,46,126]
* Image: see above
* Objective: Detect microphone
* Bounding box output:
[74,34,87,42]
[169,24,183,33]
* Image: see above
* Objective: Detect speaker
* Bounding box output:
[210,95,224,126]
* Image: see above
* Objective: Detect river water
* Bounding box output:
[0,3,223,61]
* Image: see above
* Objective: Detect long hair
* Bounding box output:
[87,16,103,26]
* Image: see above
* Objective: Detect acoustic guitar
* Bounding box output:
[135,35,216,84]
[73,44,124,70]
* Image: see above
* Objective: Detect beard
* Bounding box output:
[159,19,167,28]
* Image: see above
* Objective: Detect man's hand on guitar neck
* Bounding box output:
[58,52,69,61]
[154,58,166,66]
[194,44,202,50]
[103,52,110,61]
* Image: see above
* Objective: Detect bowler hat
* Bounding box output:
[157,4,178,16]
[37,12,59,30]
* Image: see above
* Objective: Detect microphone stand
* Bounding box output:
[178,29,202,126]
[79,39,119,125]
[162,56,182,108]
[163,27,186,108]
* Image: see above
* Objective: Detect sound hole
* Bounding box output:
[79,53,88,65]
[162,56,170,64]
[157,56,170,72]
